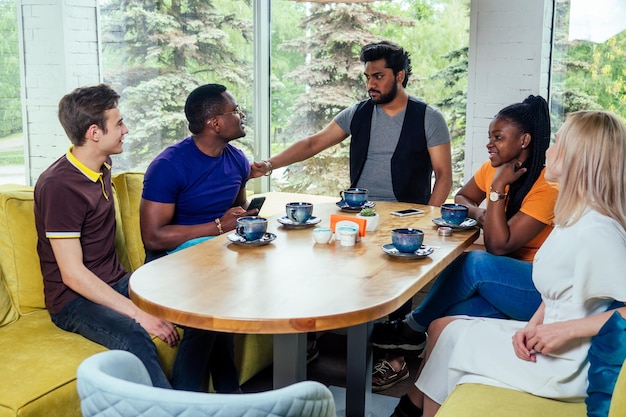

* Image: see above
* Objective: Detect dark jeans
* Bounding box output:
[172,326,239,392]
[51,275,172,388]
[52,275,240,392]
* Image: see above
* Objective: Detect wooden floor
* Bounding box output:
[241,331,423,400]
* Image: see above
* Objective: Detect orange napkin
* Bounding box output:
[330,214,367,237]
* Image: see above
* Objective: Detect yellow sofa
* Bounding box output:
[0,173,273,417]
[436,362,626,416]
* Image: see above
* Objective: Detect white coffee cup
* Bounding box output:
[313,228,333,244]
[338,225,358,246]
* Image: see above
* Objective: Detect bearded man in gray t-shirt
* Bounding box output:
[251,40,452,206]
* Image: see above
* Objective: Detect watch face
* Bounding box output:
[489,191,499,202]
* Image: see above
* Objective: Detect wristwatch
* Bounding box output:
[489,188,508,202]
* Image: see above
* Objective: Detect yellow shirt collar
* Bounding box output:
[65,146,111,182]
[65,146,111,200]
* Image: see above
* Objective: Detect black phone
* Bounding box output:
[390,208,425,217]
[247,196,266,213]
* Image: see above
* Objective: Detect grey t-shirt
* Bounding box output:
[334,97,450,201]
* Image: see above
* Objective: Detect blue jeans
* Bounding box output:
[51,275,240,392]
[405,251,541,332]
[51,275,172,389]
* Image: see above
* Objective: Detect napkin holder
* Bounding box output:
[330,214,367,237]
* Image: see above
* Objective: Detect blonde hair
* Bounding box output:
[554,111,626,229]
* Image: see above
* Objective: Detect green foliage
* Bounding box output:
[551,0,626,130]
[271,0,470,197]
[0,0,21,137]
[101,0,253,170]
[99,0,470,198]
[359,207,377,217]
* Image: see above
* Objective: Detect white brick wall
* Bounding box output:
[464,0,553,181]
[18,0,100,184]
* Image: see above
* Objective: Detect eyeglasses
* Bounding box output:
[213,105,245,118]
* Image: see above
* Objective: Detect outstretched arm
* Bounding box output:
[250,121,348,178]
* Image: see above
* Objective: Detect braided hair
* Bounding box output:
[495,95,551,219]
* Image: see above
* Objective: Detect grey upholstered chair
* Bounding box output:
[77,350,336,417]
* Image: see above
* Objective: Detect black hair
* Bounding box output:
[359,41,412,88]
[184,84,228,134]
[495,95,551,219]
[58,84,120,146]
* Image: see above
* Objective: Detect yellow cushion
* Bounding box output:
[0,269,17,328]
[235,334,273,385]
[609,359,626,417]
[112,172,146,272]
[437,383,586,417]
[0,310,106,417]
[0,185,45,313]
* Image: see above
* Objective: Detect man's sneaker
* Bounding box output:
[372,358,409,392]
[371,320,427,351]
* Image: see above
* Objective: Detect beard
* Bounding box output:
[369,82,398,104]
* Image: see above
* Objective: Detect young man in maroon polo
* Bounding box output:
[35,84,178,389]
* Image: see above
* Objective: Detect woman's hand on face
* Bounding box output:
[492,159,528,189]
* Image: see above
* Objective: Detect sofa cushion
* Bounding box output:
[437,383,585,417]
[0,309,180,417]
[0,185,45,314]
[0,310,106,417]
[112,172,146,272]
[0,270,17,327]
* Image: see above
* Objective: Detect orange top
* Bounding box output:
[474,162,559,262]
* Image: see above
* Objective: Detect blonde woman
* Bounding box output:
[391,111,626,417]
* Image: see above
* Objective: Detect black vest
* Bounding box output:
[349,97,432,204]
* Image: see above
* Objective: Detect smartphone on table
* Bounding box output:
[390,208,424,217]
[247,196,266,214]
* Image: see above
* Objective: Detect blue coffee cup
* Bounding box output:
[441,203,469,226]
[340,188,368,207]
[236,216,268,241]
[286,202,313,224]
[391,228,424,253]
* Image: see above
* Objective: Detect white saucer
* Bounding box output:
[432,217,478,230]
[227,232,276,246]
[381,244,434,259]
[277,216,322,229]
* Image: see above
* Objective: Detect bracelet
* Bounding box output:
[263,160,273,176]
[214,218,223,235]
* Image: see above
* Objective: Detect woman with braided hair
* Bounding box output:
[371,95,558,394]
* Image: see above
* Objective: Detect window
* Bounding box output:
[100,0,470,196]
[0,0,24,185]
[550,0,626,131]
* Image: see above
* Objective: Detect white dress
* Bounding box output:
[417,210,626,404]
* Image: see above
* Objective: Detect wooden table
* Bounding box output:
[130,192,479,417]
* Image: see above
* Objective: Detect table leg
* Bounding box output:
[346,322,373,417]
[273,333,307,388]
